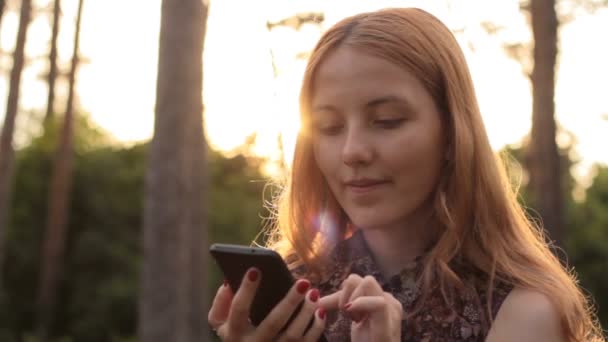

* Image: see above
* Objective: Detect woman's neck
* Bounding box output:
[360,213,437,278]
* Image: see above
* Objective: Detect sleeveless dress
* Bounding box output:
[294,230,513,341]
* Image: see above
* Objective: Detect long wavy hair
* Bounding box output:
[265,7,603,341]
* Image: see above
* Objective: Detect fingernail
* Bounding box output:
[317,307,326,320]
[248,268,259,282]
[223,279,228,287]
[343,302,352,311]
[296,280,310,294]
[308,288,319,302]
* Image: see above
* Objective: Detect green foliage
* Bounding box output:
[2,113,605,340]
[0,116,270,341]
[208,150,269,245]
[501,141,578,218]
[207,149,271,291]
[566,166,608,326]
[502,144,608,330]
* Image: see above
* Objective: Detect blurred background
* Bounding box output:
[0,0,606,341]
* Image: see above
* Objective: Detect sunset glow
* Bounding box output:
[0,0,606,183]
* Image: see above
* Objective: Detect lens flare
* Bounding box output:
[312,209,340,244]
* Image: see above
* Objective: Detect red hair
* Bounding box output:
[266,8,603,341]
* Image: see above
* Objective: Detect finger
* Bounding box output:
[347,294,403,339]
[383,292,404,321]
[303,308,327,342]
[215,323,230,341]
[342,276,384,323]
[280,288,320,341]
[208,281,234,328]
[226,268,261,334]
[345,295,387,314]
[344,295,386,323]
[255,279,310,340]
[345,275,384,306]
[346,292,403,324]
[339,274,363,309]
[318,290,341,311]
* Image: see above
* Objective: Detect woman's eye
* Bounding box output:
[314,123,343,135]
[372,118,404,128]
[319,125,342,135]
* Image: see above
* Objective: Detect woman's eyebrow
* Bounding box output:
[365,95,412,110]
[311,104,338,113]
[311,95,413,113]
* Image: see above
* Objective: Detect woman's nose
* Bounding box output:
[341,127,373,167]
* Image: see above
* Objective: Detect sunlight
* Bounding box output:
[0,0,605,182]
[202,0,315,163]
[77,0,161,143]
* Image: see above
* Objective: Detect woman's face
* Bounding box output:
[310,46,445,232]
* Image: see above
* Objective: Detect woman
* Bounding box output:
[208,8,604,341]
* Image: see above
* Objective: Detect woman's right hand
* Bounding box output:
[207,268,327,341]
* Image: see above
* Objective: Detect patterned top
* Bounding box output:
[294,230,513,341]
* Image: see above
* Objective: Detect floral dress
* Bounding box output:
[295,230,513,341]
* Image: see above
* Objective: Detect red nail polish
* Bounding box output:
[318,307,326,320]
[248,268,259,282]
[343,302,352,310]
[309,289,319,302]
[296,280,310,294]
[223,279,228,287]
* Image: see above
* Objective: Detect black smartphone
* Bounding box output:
[209,243,327,341]
[210,243,295,325]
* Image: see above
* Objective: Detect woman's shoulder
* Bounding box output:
[486,288,565,342]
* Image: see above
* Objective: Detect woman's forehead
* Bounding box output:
[309,47,433,111]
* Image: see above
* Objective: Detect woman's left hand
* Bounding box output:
[319,274,403,342]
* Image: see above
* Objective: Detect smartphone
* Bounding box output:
[209,243,327,341]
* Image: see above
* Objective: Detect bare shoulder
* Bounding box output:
[486,287,566,342]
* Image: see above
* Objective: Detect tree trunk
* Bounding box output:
[45,0,62,122]
[139,0,209,341]
[36,0,83,340]
[528,0,562,247]
[0,0,33,285]
[0,0,6,47]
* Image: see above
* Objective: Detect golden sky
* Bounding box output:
[0,0,606,183]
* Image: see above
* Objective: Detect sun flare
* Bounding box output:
[0,0,605,182]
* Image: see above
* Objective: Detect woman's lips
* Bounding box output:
[344,180,390,193]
